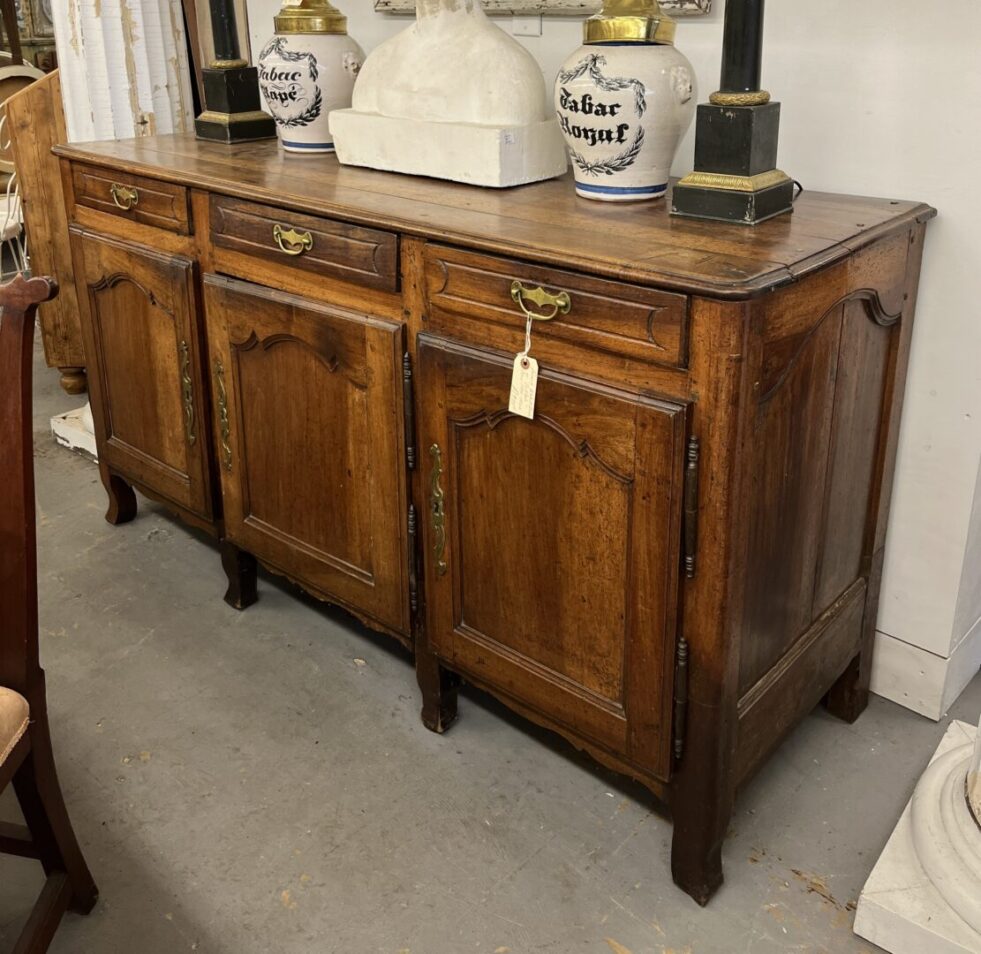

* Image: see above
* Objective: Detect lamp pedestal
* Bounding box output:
[194,0,275,143]
[671,0,793,225]
[671,100,793,224]
[195,61,277,143]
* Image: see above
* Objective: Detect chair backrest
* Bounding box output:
[0,273,56,696]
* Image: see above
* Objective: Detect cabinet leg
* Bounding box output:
[825,554,882,724]
[58,367,87,395]
[416,646,459,734]
[221,540,258,610]
[670,790,729,906]
[100,464,137,526]
[824,649,871,724]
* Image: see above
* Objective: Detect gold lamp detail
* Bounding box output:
[583,0,677,46]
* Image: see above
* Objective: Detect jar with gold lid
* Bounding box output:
[258,0,364,154]
[555,0,696,201]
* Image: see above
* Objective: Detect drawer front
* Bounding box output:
[424,245,689,369]
[72,163,191,235]
[210,195,399,292]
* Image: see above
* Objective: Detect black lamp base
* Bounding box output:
[194,66,277,144]
[671,101,794,226]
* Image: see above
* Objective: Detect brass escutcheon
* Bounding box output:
[510,280,572,322]
[214,358,233,473]
[273,224,314,256]
[110,183,139,211]
[429,444,447,577]
[179,340,196,447]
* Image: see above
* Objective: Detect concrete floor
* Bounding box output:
[2,342,979,954]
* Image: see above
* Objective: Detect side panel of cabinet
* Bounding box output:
[417,334,686,780]
[203,275,410,635]
[70,227,213,518]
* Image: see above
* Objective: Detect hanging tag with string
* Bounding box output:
[509,307,539,420]
[508,281,572,420]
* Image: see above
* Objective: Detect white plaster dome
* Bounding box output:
[352,0,550,127]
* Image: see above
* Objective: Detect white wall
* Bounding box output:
[245,0,981,715]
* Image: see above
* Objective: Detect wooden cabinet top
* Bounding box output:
[55,134,935,299]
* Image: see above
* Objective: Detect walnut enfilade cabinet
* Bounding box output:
[55,134,934,905]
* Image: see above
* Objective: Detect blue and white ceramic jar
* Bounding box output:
[555,0,696,202]
[258,0,364,154]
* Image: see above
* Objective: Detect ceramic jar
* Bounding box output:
[555,0,696,202]
[258,0,364,154]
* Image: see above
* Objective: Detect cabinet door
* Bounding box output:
[418,335,686,780]
[203,275,410,635]
[73,229,213,518]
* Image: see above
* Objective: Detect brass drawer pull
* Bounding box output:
[429,443,447,577]
[273,224,314,256]
[110,183,139,211]
[179,340,196,447]
[510,280,572,322]
[214,358,233,473]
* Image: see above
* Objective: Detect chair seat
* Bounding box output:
[0,687,29,765]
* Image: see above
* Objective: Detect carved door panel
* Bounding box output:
[72,229,213,518]
[418,334,686,780]
[203,275,410,635]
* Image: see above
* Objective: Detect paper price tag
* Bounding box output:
[509,354,539,420]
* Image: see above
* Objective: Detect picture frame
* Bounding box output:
[374,0,711,15]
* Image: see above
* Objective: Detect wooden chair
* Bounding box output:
[0,273,97,952]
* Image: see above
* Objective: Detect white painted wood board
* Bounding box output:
[50,0,193,144]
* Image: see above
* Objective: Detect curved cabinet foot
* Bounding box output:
[100,465,137,526]
[221,540,258,610]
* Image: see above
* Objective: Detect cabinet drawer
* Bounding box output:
[210,195,399,292]
[424,245,689,369]
[72,163,192,235]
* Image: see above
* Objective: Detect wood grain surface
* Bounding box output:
[54,135,934,298]
[4,72,86,392]
[57,133,937,905]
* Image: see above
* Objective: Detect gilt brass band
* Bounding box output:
[583,0,676,45]
[709,89,771,107]
[196,110,275,127]
[675,169,791,194]
[209,58,249,70]
[274,0,347,35]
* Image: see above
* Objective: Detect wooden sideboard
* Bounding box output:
[54,134,935,904]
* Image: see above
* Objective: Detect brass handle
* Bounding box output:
[429,443,447,577]
[273,224,314,257]
[510,280,572,322]
[214,358,233,473]
[179,340,196,447]
[110,183,139,211]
